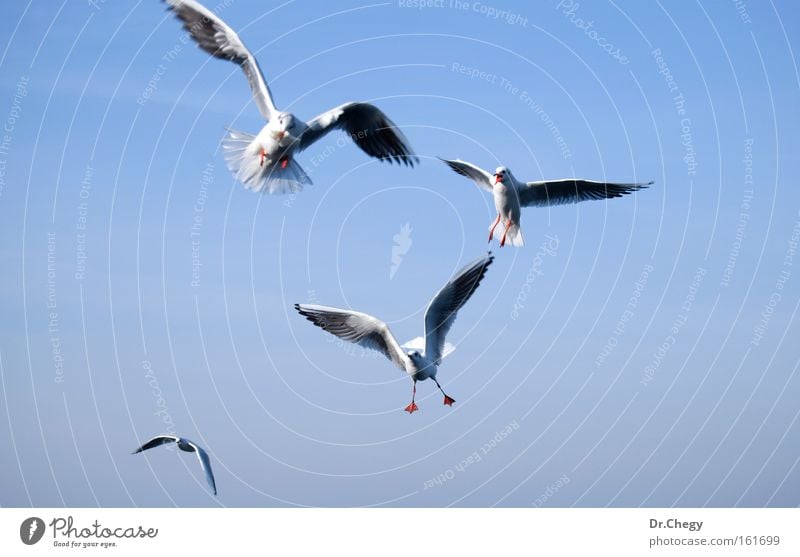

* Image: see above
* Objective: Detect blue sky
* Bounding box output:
[0,0,799,507]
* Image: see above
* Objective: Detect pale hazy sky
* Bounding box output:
[0,0,798,507]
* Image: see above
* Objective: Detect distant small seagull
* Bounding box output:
[441,159,651,247]
[295,253,494,413]
[132,435,217,495]
[162,0,418,194]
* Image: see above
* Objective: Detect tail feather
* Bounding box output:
[491,221,525,247]
[506,224,524,247]
[222,128,312,195]
[495,223,523,247]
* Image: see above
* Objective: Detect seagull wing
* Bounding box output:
[132,435,179,454]
[186,440,217,496]
[295,304,410,371]
[518,179,651,207]
[298,102,418,166]
[163,0,277,120]
[439,158,494,193]
[423,253,494,365]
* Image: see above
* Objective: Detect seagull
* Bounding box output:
[162,0,418,195]
[441,159,651,248]
[132,435,217,495]
[295,253,494,413]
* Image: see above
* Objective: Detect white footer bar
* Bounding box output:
[2,508,797,556]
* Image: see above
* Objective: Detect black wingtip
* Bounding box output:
[439,157,460,172]
[162,0,179,14]
[295,304,317,322]
[440,158,470,178]
[391,154,419,168]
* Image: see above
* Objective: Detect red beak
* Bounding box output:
[495,174,503,183]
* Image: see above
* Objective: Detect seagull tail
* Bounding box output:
[221,127,312,195]
[504,224,524,247]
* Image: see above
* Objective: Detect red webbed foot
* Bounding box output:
[443,395,455,407]
[404,402,419,414]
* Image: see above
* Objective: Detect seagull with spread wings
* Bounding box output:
[132,435,217,495]
[441,159,651,247]
[162,0,417,194]
[295,253,494,414]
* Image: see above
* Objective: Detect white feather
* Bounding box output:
[502,224,524,247]
[222,128,311,194]
[402,336,455,359]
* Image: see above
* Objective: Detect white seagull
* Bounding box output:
[441,159,651,247]
[295,253,494,413]
[132,435,217,495]
[162,0,418,194]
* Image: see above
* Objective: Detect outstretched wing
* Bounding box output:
[295,304,410,371]
[439,158,494,193]
[163,0,277,120]
[132,435,179,454]
[424,253,494,365]
[187,441,217,496]
[402,336,456,360]
[298,102,418,166]
[518,179,651,207]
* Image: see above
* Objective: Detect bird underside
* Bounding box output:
[222,128,312,194]
[488,215,524,247]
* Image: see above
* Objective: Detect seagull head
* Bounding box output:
[494,166,509,184]
[272,112,297,141]
[407,350,422,363]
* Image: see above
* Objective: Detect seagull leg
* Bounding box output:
[500,219,511,247]
[404,380,419,414]
[488,214,501,243]
[434,378,455,407]
[259,147,268,167]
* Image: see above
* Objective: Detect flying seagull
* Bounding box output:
[162,0,417,195]
[132,435,217,495]
[295,253,494,413]
[441,159,651,247]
